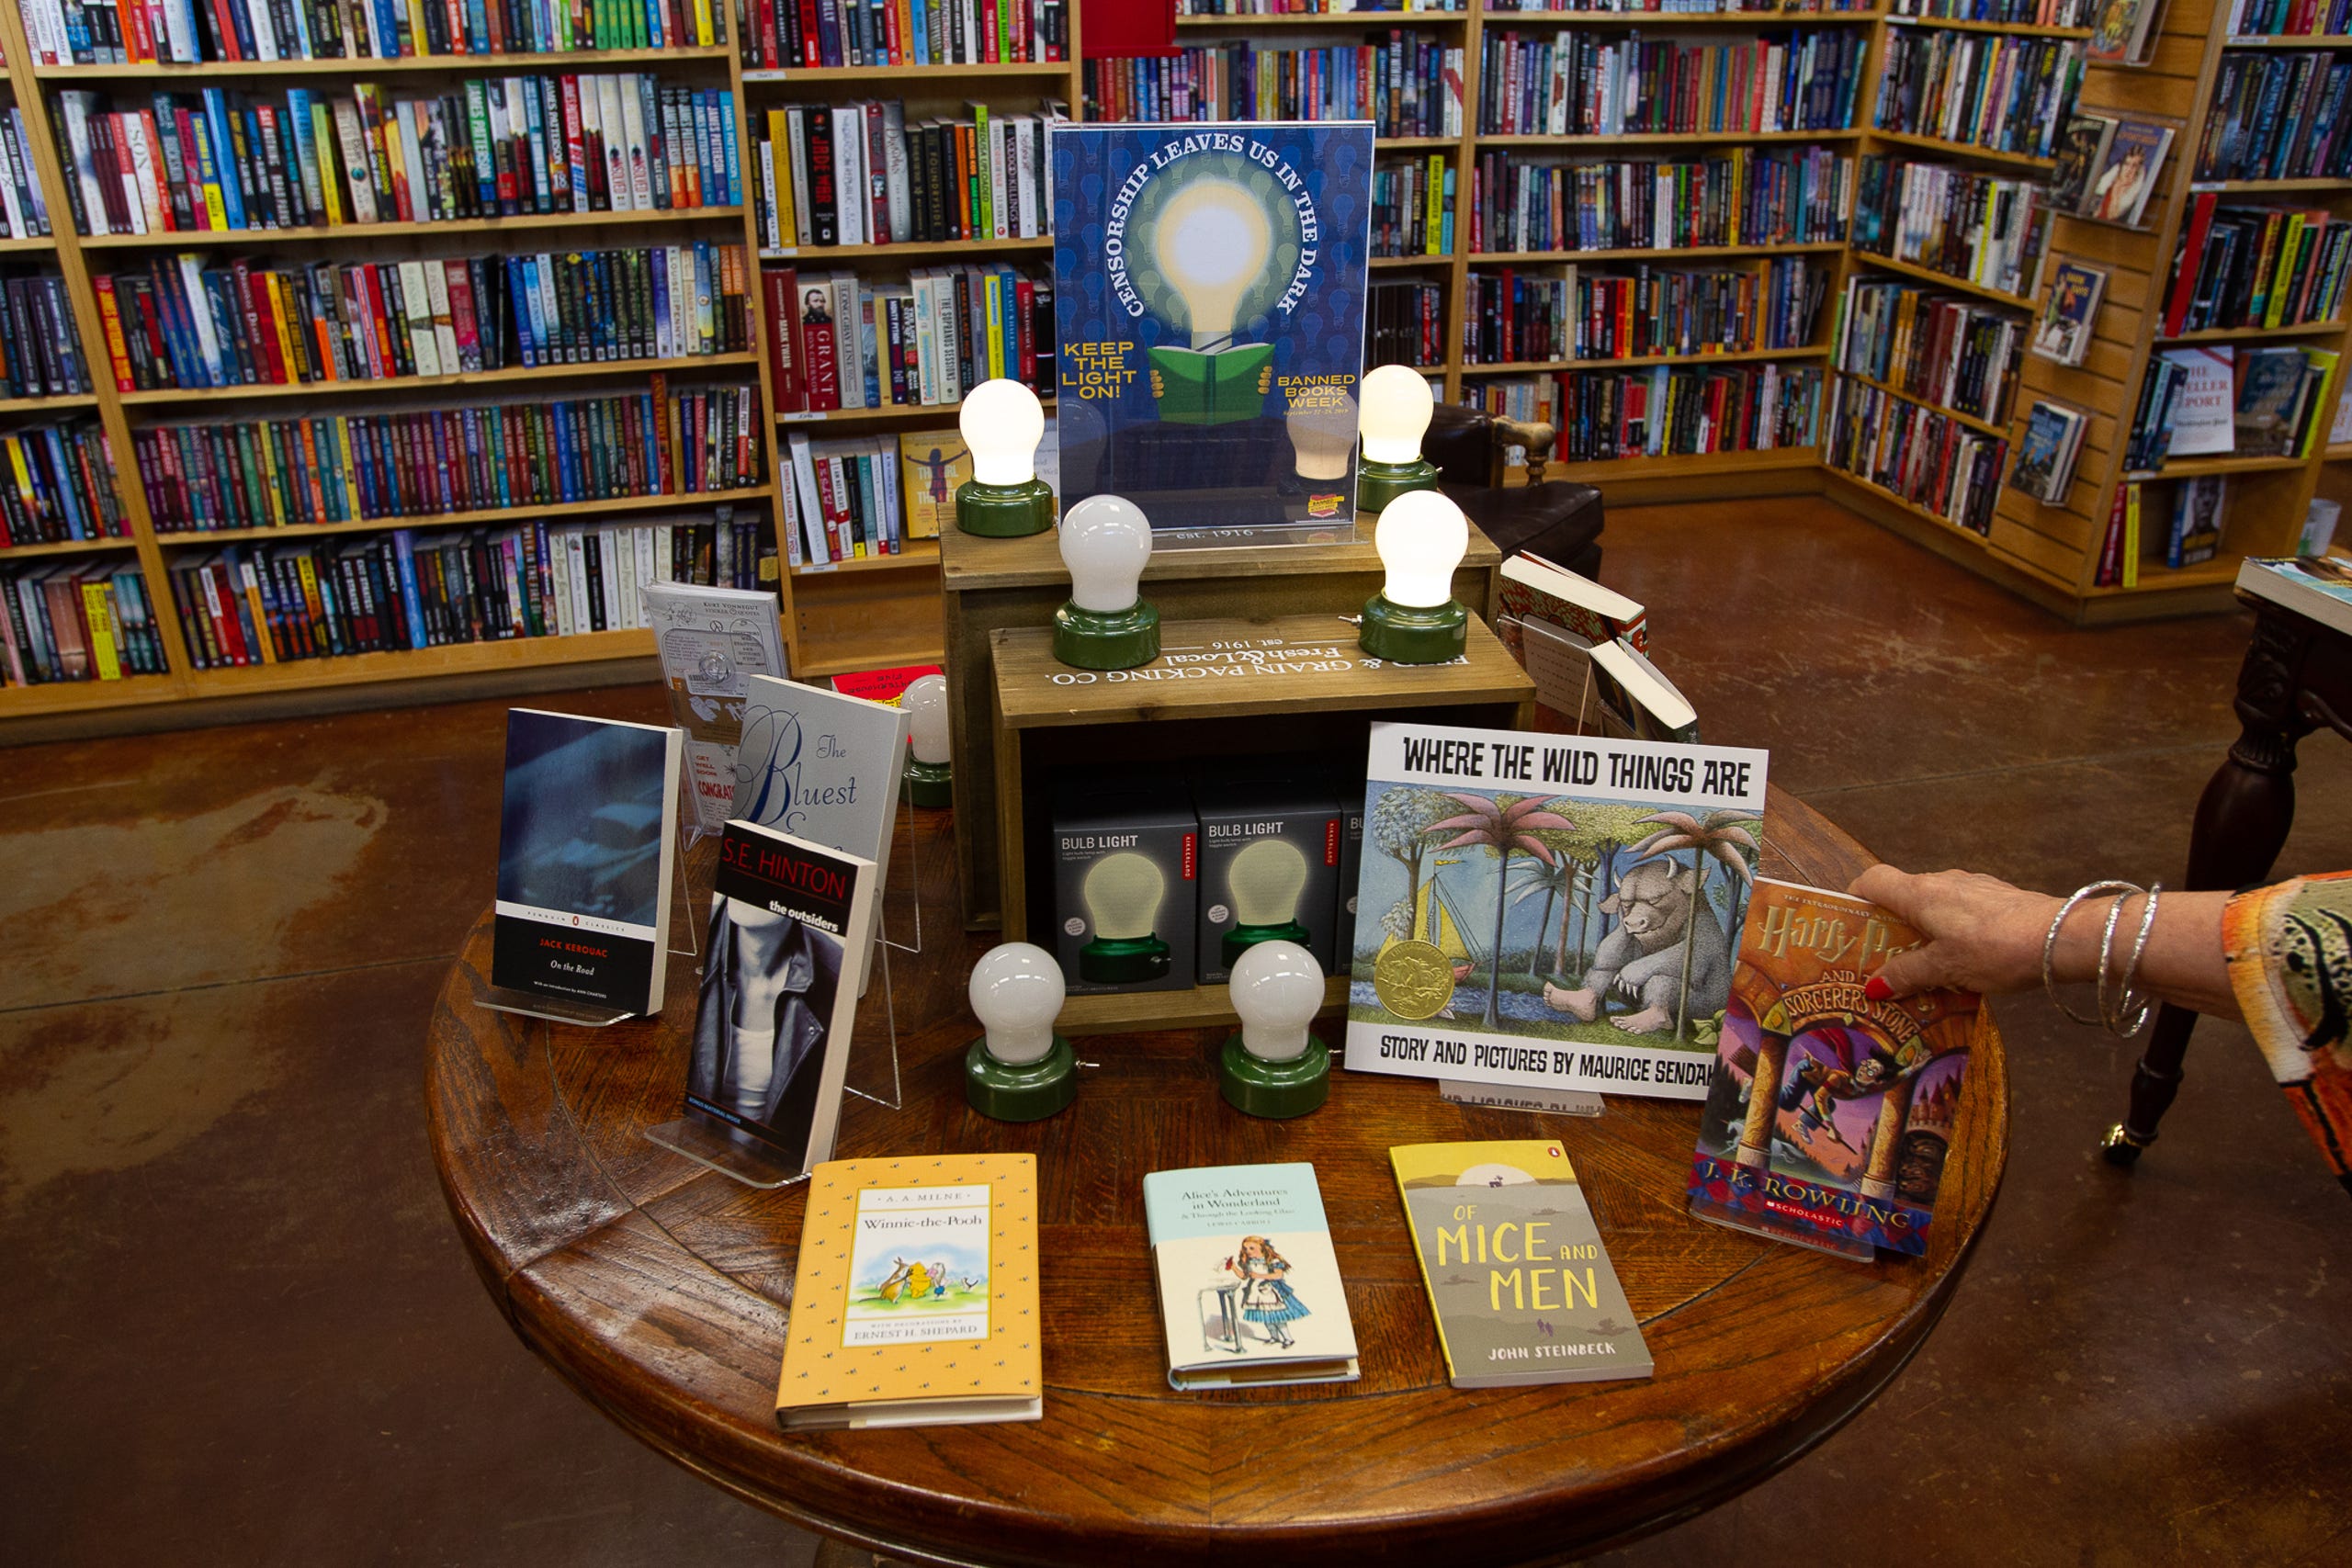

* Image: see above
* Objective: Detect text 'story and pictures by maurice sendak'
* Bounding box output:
[1345,720,1770,1100]
[1688,878,1984,1260]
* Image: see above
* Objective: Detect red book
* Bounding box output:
[2165,191,2218,339]
[446,260,480,370]
[802,308,840,412]
[797,0,821,65]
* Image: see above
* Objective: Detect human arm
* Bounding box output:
[1845,865,2240,1021]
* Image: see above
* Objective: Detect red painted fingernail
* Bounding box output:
[1863,976,1892,1001]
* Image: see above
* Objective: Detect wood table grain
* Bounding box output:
[428,787,2007,1566]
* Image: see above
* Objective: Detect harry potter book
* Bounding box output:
[1144,1162,1360,1390]
[491,708,683,1016]
[775,1154,1042,1429]
[1687,878,1983,1260]
[1392,1140,1652,1389]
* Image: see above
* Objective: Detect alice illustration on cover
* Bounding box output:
[1227,1235,1310,1349]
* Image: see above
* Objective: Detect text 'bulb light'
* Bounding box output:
[1358,363,1434,465]
[1052,495,1161,671]
[1374,488,1469,609]
[964,942,1079,1121]
[1229,940,1325,1064]
[960,378,1045,486]
[1155,178,1273,348]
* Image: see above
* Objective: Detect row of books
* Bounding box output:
[168,510,761,669]
[1080,37,1464,136]
[1871,29,2084,163]
[764,264,1051,414]
[19,0,728,63]
[1177,1,1466,10]
[779,430,913,565]
[1824,377,2006,535]
[1469,146,1852,254]
[1850,155,2047,300]
[2129,344,2340,469]
[1483,0,1869,8]
[738,0,1068,68]
[753,103,1053,251]
[1530,360,1822,461]
[1368,276,1444,368]
[2226,0,2352,38]
[1887,0,2095,21]
[1835,275,2023,426]
[53,76,741,239]
[0,424,130,547]
[96,242,751,392]
[2196,51,2352,184]
[2,561,166,684]
[1463,255,1826,364]
[1476,29,1868,138]
[2162,198,2352,336]
[132,381,763,531]
[0,113,56,240]
[1373,155,1454,256]
[0,275,96,398]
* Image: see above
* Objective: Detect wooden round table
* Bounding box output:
[428,787,2007,1565]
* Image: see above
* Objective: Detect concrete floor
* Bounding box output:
[4,494,2349,1565]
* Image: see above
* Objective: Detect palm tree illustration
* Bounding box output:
[1425,793,1577,1028]
[1624,809,1761,1042]
[1509,853,1575,979]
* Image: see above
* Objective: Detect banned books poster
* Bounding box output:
[1049,122,1372,540]
[1345,721,1770,1100]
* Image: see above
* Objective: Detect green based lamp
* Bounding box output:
[964,942,1077,1122]
[956,378,1056,537]
[1052,494,1160,671]
[1222,837,1312,968]
[1354,363,1442,515]
[900,672,952,808]
[1080,852,1170,983]
[1219,939,1330,1119]
[1359,488,1471,666]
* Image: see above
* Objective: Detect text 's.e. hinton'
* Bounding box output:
[721,833,851,901]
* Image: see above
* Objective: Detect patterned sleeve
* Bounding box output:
[2222,873,2352,1191]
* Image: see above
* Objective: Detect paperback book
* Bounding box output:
[644,581,790,835]
[492,708,684,1016]
[1343,719,1770,1100]
[2009,400,2087,503]
[1687,877,1983,1259]
[2160,345,2238,458]
[1391,1139,1653,1389]
[2030,261,2107,368]
[684,818,876,1172]
[2169,476,2226,568]
[2239,555,2352,637]
[2088,118,2172,229]
[775,1154,1043,1430]
[1144,1162,1360,1390]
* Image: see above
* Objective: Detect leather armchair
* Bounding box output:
[1423,402,1605,580]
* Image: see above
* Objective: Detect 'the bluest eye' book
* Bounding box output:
[1143,1162,1360,1390]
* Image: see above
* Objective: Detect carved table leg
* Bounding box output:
[2106,607,2314,1165]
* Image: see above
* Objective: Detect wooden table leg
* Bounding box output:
[2105,607,2316,1165]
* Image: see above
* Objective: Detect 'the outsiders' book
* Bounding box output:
[492,708,684,1016]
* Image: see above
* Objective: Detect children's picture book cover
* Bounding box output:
[1143,1161,1360,1389]
[1050,122,1373,542]
[1343,721,1770,1100]
[1391,1140,1653,1389]
[775,1154,1042,1429]
[1687,878,1984,1260]
[492,708,683,1015]
[894,429,969,540]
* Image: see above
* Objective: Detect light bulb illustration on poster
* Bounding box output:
[1049,122,1373,545]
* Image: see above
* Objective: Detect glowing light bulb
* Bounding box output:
[903,674,949,765]
[1286,390,1357,482]
[1058,495,1153,614]
[1229,839,1309,928]
[960,378,1045,486]
[1083,853,1165,941]
[1154,178,1273,348]
[1359,364,1434,466]
[968,942,1065,1066]
[1374,489,1469,610]
[1229,940,1325,1064]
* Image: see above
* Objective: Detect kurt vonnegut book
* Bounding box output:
[1144,1162,1360,1390]
[1391,1140,1652,1388]
[1343,720,1770,1100]
[1687,878,1984,1260]
[1049,121,1373,539]
[492,708,684,1016]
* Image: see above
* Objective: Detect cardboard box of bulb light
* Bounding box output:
[1049,773,1199,994]
[1193,765,1344,985]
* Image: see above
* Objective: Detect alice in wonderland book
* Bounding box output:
[1144,1162,1360,1390]
[492,708,684,1016]
[775,1154,1042,1429]
[1391,1140,1652,1388]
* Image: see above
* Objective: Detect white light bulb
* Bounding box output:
[1058,494,1152,614]
[1359,364,1435,466]
[1229,940,1326,1063]
[1229,838,1308,927]
[1374,489,1469,609]
[1083,852,1165,939]
[1286,391,1357,481]
[960,378,1045,487]
[1154,178,1273,348]
[903,673,950,765]
[969,942,1064,1066]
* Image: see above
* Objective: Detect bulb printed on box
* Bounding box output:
[1193,764,1344,985]
[1049,772,1199,994]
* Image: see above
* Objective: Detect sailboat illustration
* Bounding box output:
[1379,860,1490,1009]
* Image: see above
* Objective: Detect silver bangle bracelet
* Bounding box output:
[2109,884,2162,1039]
[2042,880,2143,1029]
